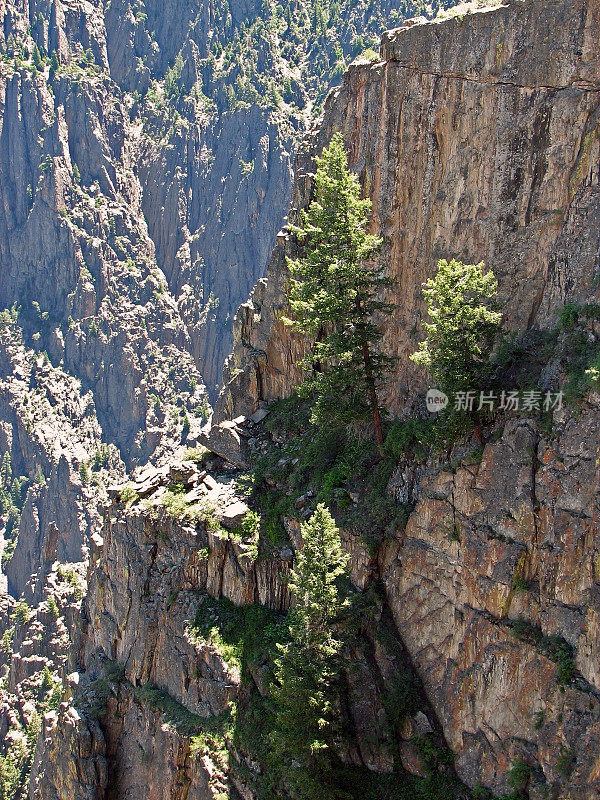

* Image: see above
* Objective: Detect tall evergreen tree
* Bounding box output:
[271,504,349,800]
[285,132,394,449]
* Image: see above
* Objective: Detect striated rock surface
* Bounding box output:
[4,1,600,799]
[210,1,600,797]
[379,400,600,797]
[216,0,600,421]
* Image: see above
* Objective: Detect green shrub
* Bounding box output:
[511,576,530,593]
[78,461,90,486]
[558,302,579,330]
[46,595,60,619]
[185,445,211,464]
[411,258,502,395]
[190,595,283,674]
[1,626,15,654]
[119,484,139,505]
[507,758,530,792]
[384,418,437,461]
[539,635,575,685]
[511,619,574,685]
[556,745,574,778]
[356,47,379,62]
[383,672,421,726]
[162,488,188,518]
[11,599,31,625]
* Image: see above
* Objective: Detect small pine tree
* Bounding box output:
[271,504,349,799]
[164,53,183,98]
[283,76,294,103]
[78,461,90,486]
[49,50,59,78]
[411,258,502,395]
[286,133,394,448]
[0,750,22,800]
[32,43,43,70]
[1,452,12,487]
[10,478,22,508]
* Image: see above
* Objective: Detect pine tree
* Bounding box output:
[286,133,394,448]
[1,452,11,488]
[78,461,90,486]
[32,43,43,70]
[271,504,349,800]
[49,50,59,80]
[410,258,502,395]
[9,478,21,508]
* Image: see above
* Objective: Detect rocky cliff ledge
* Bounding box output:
[29,394,600,799]
[31,451,464,800]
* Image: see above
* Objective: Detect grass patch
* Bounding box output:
[160,483,221,528]
[185,445,211,465]
[119,483,139,505]
[189,595,285,674]
[134,682,232,739]
[246,398,419,551]
[511,618,575,685]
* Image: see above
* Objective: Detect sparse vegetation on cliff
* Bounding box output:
[0,451,29,565]
[242,400,411,551]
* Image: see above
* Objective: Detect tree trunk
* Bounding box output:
[361,340,384,452]
[474,422,483,446]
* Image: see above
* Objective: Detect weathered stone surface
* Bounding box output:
[379,402,600,796]
[5,2,600,799]
[215,0,600,422]
[29,704,108,800]
[220,501,250,530]
[199,420,249,469]
[100,690,218,800]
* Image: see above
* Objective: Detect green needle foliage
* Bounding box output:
[411,258,502,395]
[270,504,349,800]
[285,133,395,448]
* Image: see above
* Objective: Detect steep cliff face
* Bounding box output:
[4,1,600,799]
[207,0,600,797]
[0,2,458,793]
[378,402,600,796]
[216,0,600,422]
[0,0,439,613]
[30,460,465,800]
[29,399,600,799]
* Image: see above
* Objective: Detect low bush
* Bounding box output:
[511,619,575,685]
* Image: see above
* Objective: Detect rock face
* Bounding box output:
[379,400,600,797]
[137,105,294,397]
[210,1,600,797]
[216,0,600,421]
[4,1,600,799]
[0,317,112,601]
[33,399,600,799]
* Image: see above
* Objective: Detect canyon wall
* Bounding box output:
[216,0,600,422]
[3,1,600,799]
[207,0,600,796]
